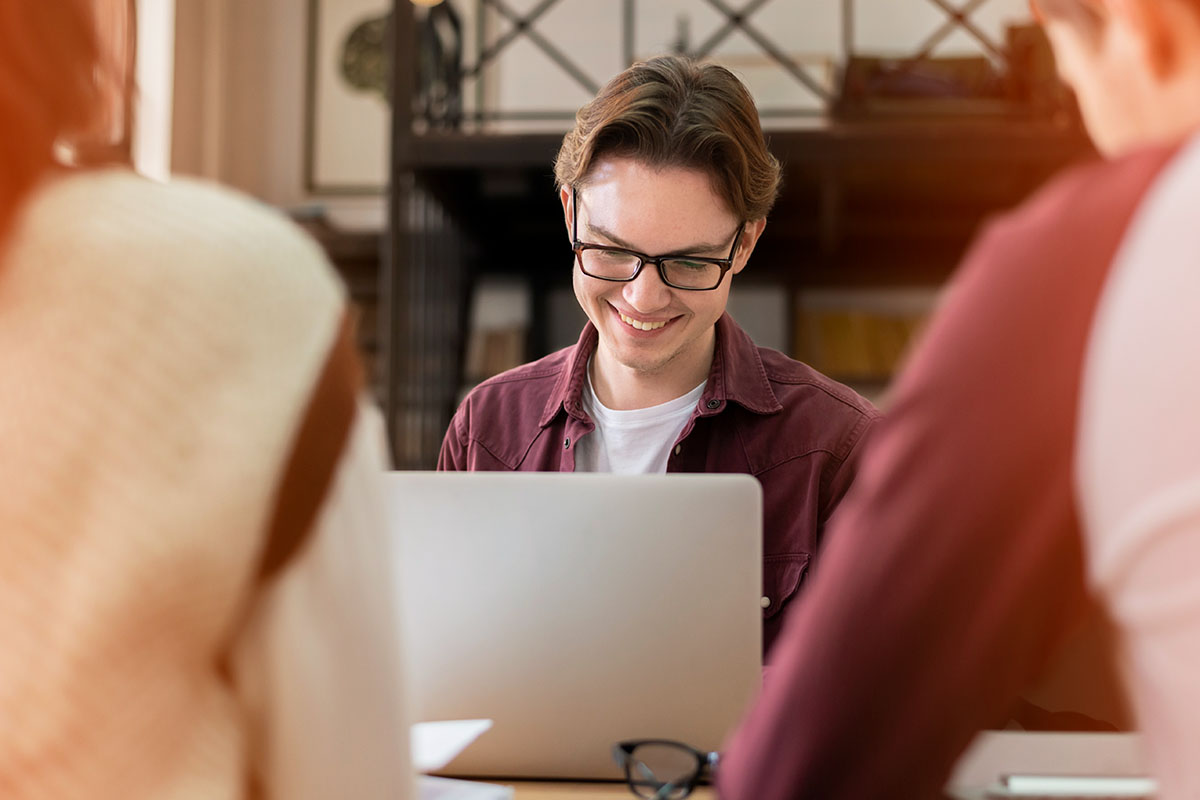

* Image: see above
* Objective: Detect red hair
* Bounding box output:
[0,1,131,244]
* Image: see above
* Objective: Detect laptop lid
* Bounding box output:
[386,471,762,781]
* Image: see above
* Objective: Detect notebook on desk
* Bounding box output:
[947,731,1150,799]
[385,471,763,781]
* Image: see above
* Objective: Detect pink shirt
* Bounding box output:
[1077,136,1200,799]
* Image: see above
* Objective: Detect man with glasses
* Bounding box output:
[438,55,879,656]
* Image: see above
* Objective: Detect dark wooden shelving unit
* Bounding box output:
[382,1,1095,468]
[292,215,385,399]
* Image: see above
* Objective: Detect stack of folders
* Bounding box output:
[986,774,1158,799]
[418,775,512,800]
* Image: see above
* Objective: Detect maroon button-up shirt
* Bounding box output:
[438,313,879,656]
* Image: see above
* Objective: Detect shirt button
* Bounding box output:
[706,399,720,410]
[760,596,771,609]
[674,445,681,456]
[563,437,571,449]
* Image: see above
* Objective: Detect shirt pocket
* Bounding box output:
[761,553,811,619]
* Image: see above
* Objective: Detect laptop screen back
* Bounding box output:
[385,471,762,780]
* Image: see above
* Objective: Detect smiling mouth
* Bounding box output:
[618,311,668,331]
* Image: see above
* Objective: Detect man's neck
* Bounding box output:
[589,336,715,411]
[1146,67,1200,149]
[1112,7,1200,155]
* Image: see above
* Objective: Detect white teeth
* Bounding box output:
[620,312,666,331]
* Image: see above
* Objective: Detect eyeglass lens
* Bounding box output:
[577,249,723,290]
[624,742,702,799]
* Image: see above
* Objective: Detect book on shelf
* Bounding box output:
[462,278,531,391]
[794,287,939,382]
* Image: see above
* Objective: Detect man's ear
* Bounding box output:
[559,185,573,240]
[1114,0,1176,78]
[731,218,768,275]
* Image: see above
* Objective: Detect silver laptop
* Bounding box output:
[385,471,763,781]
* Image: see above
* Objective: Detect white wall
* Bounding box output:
[134,0,176,181]
[173,0,385,227]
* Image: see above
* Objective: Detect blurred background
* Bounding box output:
[152,0,1092,467]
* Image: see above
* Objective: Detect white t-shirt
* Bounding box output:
[575,368,706,474]
[1076,135,1200,800]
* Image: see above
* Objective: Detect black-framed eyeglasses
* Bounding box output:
[571,187,743,291]
[613,739,719,799]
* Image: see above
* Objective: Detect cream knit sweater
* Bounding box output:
[0,169,404,798]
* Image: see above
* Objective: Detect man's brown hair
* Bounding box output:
[554,55,782,222]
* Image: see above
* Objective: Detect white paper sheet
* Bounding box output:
[411,719,494,773]
[417,775,513,800]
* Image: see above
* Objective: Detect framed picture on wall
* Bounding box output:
[304,0,391,194]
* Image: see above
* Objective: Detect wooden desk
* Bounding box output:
[493,782,714,799]
[457,732,1143,799]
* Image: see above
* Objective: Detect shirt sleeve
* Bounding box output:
[436,404,468,470]
[1076,137,1200,799]
[232,398,413,800]
[819,411,879,530]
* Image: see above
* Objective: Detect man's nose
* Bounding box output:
[622,261,672,312]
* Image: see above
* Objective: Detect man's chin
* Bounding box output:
[615,358,670,377]
[596,327,693,376]
[609,347,679,377]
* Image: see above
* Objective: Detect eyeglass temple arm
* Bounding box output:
[652,781,680,800]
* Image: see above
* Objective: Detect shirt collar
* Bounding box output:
[540,323,597,427]
[698,313,784,417]
[538,312,782,428]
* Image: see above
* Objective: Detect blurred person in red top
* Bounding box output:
[719,1,1200,798]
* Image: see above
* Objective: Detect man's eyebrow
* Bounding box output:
[585,221,730,256]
